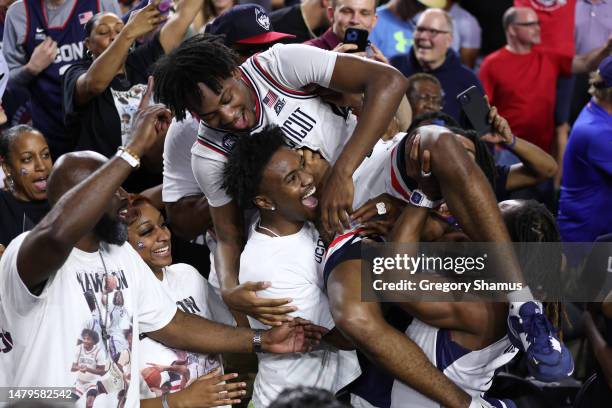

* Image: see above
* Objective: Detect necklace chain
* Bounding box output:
[257,221,281,238]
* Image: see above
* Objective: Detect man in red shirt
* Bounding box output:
[479,6,611,172]
[513,0,575,188]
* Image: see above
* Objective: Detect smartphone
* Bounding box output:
[343,28,369,53]
[150,0,171,13]
[456,86,492,136]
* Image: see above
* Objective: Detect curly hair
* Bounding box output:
[152,34,239,121]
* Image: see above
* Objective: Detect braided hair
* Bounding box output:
[503,199,565,332]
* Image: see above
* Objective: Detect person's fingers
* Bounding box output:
[213,370,246,391]
[410,134,420,162]
[351,201,377,222]
[362,222,388,236]
[252,305,297,315]
[199,367,223,380]
[209,399,243,407]
[221,389,248,400]
[422,149,432,174]
[488,105,496,121]
[258,314,293,326]
[334,43,358,53]
[249,294,293,307]
[240,280,272,292]
[338,208,351,232]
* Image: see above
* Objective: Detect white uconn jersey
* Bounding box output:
[391,319,518,408]
[192,44,357,207]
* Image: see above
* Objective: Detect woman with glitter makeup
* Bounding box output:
[127,194,245,407]
[0,125,53,248]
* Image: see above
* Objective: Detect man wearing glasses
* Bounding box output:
[479,6,612,161]
[390,8,484,121]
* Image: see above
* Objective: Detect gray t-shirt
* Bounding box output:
[3,0,121,81]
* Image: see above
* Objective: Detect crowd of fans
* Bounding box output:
[0,0,611,407]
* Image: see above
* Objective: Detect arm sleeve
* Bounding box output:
[126,32,165,83]
[131,248,177,333]
[100,0,122,14]
[458,12,482,49]
[256,43,337,90]
[0,233,49,317]
[62,63,89,117]
[3,2,30,83]
[587,128,612,177]
[191,150,231,208]
[162,117,202,203]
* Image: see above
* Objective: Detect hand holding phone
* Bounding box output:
[343,28,369,53]
[456,86,492,136]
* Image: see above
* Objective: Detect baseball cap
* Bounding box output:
[205,4,295,46]
[597,55,612,88]
[416,0,448,8]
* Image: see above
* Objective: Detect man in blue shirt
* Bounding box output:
[369,0,443,59]
[390,8,483,121]
[559,56,612,243]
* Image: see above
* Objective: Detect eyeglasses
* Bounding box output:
[512,21,540,27]
[412,94,444,106]
[415,26,450,38]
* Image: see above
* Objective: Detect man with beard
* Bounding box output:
[0,101,316,408]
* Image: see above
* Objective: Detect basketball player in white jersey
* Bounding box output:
[223,123,572,406]
[152,33,409,327]
[222,127,488,408]
[153,35,572,395]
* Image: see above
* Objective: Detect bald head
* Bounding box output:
[47,151,107,206]
[503,7,540,47]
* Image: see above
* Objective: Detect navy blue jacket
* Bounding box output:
[391,48,484,122]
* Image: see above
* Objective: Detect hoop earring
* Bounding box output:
[86,49,93,59]
[5,175,15,194]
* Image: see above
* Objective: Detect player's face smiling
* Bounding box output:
[82,334,94,350]
[259,148,319,222]
[197,70,257,131]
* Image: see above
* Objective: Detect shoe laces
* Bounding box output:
[523,312,556,354]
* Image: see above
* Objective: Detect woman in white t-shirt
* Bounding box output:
[126,195,246,407]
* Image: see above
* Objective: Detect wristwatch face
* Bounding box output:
[410,191,423,205]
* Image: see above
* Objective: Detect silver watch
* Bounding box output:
[252,329,264,353]
[409,189,443,209]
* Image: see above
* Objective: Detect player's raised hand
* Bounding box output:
[320,169,354,235]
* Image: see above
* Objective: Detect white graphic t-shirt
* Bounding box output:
[0,297,14,386]
[240,221,361,407]
[0,232,177,407]
[192,43,358,207]
[139,263,223,399]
